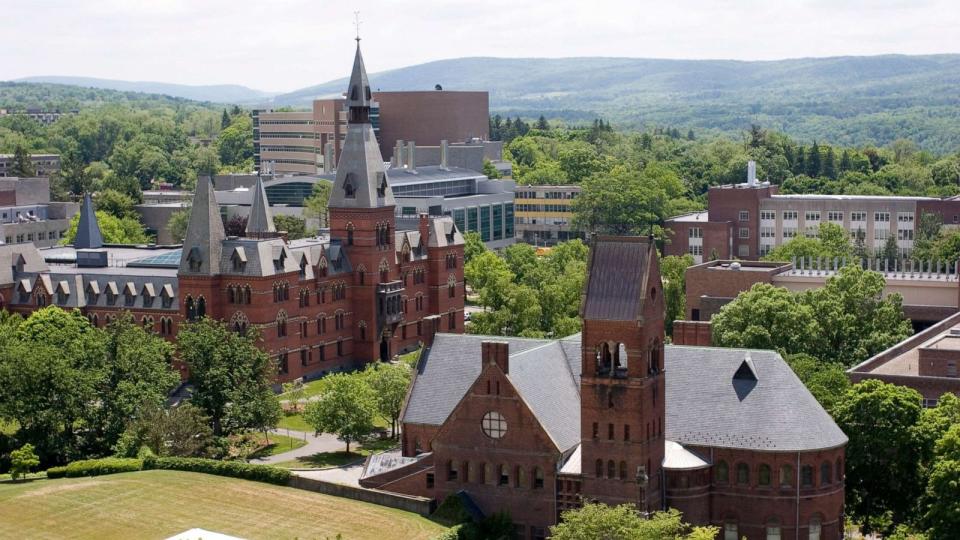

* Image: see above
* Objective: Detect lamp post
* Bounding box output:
[636,464,650,518]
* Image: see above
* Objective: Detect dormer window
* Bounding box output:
[344,174,357,199]
[187,247,202,272]
[350,85,359,101]
[377,173,387,198]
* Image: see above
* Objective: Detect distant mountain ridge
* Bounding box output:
[11,54,960,152]
[15,76,274,104]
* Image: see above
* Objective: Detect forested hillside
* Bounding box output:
[274,54,960,153]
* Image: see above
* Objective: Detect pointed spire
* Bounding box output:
[345,42,372,111]
[329,41,395,210]
[245,175,276,238]
[74,193,103,249]
[179,176,225,275]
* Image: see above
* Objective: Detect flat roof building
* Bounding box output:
[0,177,78,248]
[849,310,960,406]
[514,185,583,246]
[665,161,960,263]
[0,153,61,177]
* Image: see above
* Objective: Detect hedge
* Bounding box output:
[148,457,291,485]
[43,457,290,486]
[47,458,144,478]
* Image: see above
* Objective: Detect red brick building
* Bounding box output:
[361,236,847,540]
[0,44,465,383]
[665,162,960,262]
[848,310,960,406]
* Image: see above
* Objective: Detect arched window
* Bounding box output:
[344,176,356,199]
[606,460,615,479]
[759,464,771,486]
[197,296,206,318]
[723,521,739,540]
[277,311,288,338]
[533,467,544,489]
[715,460,729,483]
[185,296,196,321]
[359,321,367,341]
[619,461,627,480]
[484,463,494,485]
[448,274,456,298]
[379,259,389,282]
[780,464,793,487]
[283,283,290,301]
[820,461,832,485]
[595,459,603,478]
[766,518,782,540]
[649,339,661,375]
[808,516,822,540]
[736,463,750,485]
[597,342,612,374]
[350,85,359,101]
[801,465,814,487]
[446,460,458,481]
[227,286,235,304]
[92,314,99,328]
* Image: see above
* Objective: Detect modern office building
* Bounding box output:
[0,153,61,177]
[361,236,847,539]
[0,43,466,383]
[0,177,78,248]
[665,161,960,263]
[514,185,582,245]
[254,91,490,176]
[374,91,489,161]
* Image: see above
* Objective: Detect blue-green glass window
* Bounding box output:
[402,206,418,215]
[505,203,515,237]
[493,204,503,241]
[453,208,466,233]
[480,205,491,242]
[265,182,321,207]
[467,207,479,233]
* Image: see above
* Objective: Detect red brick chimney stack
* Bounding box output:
[481,341,510,374]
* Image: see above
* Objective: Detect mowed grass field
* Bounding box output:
[0,470,444,540]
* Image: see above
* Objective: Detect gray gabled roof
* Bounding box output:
[245,175,276,237]
[179,176,225,275]
[404,332,846,454]
[666,346,848,452]
[403,333,582,453]
[74,194,103,249]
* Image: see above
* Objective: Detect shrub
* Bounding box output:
[148,457,290,485]
[45,466,67,479]
[63,458,143,477]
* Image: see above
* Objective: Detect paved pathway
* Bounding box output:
[249,429,345,465]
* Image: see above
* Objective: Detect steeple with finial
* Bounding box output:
[74,193,104,249]
[179,176,226,275]
[328,32,395,210]
[245,175,276,238]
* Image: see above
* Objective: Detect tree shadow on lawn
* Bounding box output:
[279,438,398,469]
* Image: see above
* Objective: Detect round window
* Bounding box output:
[481,411,507,439]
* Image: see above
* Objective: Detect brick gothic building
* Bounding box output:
[0,44,465,382]
[361,236,847,540]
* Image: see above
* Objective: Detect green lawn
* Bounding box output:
[273,438,398,469]
[277,411,312,432]
[0,470,444,539]
[247,433,308,459]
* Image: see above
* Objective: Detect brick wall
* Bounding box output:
[671,321,712,346]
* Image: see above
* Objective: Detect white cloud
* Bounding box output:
[1,0,958,92]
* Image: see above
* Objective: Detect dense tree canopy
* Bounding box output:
[63,210,151,245]
[713,265,911,366]
[549,505,716,540]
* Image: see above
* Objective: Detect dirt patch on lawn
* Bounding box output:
[17,479,107,498]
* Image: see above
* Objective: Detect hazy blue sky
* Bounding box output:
[3,0,959,92]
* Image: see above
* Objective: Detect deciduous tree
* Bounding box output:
[303,373,377,453]
[364,362,412,439]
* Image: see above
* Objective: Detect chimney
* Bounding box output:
[481,341,510,374]
[406,141,416,173]
[418,212,430,242]
[322,142,334,174]
[747,160,757,186]
[422,315,441,346]
[394,139,405,168]
[440,139,449,170]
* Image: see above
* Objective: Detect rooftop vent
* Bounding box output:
[730,262,742,271]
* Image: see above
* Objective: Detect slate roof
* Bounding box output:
[403,333,583,453]
[665,346,848,452]
[404,333,846,454]
[0,243,47,286]
[582,236,651,321]
[245,175,276,236]
[74,194,103,249]
[179,176,225,275]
